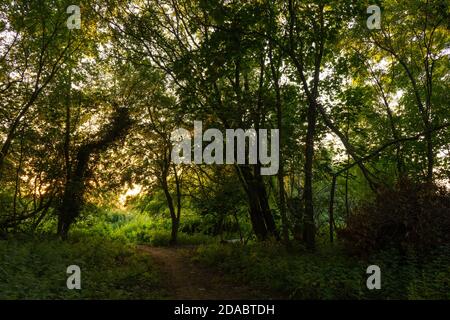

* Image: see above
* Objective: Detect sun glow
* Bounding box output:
[118,184,143,206]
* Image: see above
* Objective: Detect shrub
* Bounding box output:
[338,179,450,256]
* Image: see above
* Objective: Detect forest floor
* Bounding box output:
[138,245,280,300]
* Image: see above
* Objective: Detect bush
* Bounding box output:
[338,179,450,256]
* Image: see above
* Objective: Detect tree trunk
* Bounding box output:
[161,176,179,246]
[170,216,180,245]
[57,179,83,239]
[236,165,270,240]
[245,179,269,240]
[255,165,280,240]
[57,107,131,238]
[269,43,290,245]
[425,130,434,183]
[303,101,317,250]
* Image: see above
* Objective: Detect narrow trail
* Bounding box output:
[138,245,276,300]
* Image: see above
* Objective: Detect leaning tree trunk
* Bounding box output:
[57,107,131,239]
[254,165,280,240]
[57,144,92,238]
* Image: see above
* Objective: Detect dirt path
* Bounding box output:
[138,245,276,300]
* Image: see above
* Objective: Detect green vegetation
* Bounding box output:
[71,208,213,246]
[0,0,449,300]
[0,235,167,299]
[193,242,450,299]
[1,206,450,299]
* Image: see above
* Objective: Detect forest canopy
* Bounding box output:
[0,0,449,301]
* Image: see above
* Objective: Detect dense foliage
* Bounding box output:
[0,235,166,299]
[0,0,448,300]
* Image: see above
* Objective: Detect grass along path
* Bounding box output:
[138,245,278,300]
